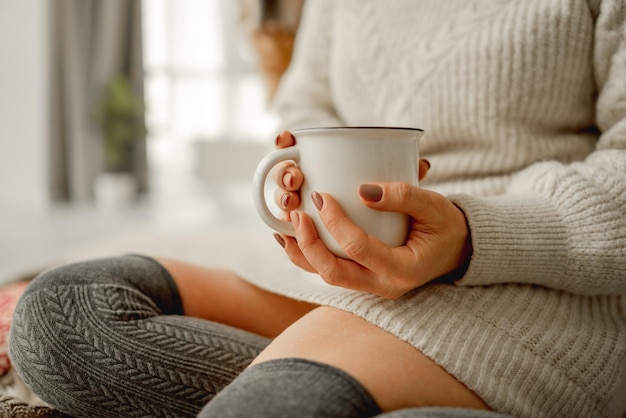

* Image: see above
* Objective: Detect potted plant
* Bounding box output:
[93,73,146,207]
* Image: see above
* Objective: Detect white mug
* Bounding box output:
[252,127,424,259]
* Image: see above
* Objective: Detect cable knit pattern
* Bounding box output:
[238,1,626,417]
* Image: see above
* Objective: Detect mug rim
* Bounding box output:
[292,126,424,134]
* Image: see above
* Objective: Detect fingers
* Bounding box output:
[274,232,318,273]
[418,158,431,181]
[294,194,418,298]
[273,162,304,192]
[274,188,301,211]
[352,157,429,214]
[277,191,428,298]
[359,181,472,279]
[272,131,304,211]
[359,182,436,220]
[275,130,296,149]
[290,209,380,293]
[312,193,405,275]
[273,163,304,211]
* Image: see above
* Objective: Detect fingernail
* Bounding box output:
[274,134,281,147]
[283,172,293,188]
[290,211,300,228]
[273,233,286,248]
[359,184,383,202]
[311,191,323,211]
[423,159,431,169]
[290,133,296,143]
[281,193,290,208]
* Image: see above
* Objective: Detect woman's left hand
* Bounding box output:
[281,183,472,299]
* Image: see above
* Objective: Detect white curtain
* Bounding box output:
[49,0,147,202]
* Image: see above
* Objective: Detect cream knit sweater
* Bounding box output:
[235,1,626,417]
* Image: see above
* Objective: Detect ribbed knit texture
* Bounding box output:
[199,358,382,418]
[9,256,270,418]
[235,1,626,417]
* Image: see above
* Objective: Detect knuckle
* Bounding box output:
[320,268,342,286]
[373,278,399,300]
[394,182,414,207]
[378,285,404,300]
[283,168,304,192]
[427,189,446,209]
[322,213,345,234]
[377,273,413,300]
[342,237,369,261]
[379,290,398,300]
[273,162,295,185]
[383,291,404,301]
[375,278,397,300]
[297,236,316,254]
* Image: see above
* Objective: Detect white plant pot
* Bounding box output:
[94,172,137,209]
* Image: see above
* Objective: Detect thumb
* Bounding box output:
[359,182,433,219]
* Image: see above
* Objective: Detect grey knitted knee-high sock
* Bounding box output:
[198,358,382,418]
[9,255,270,418]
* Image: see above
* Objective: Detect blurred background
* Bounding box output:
[0,0,305,283]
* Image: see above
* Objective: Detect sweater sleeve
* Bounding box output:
[449,0,626,296]
[271,0,343,129]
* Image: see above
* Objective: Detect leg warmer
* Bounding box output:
[377,407,513,418]
[9,255,270,418]
[198,358,381,418]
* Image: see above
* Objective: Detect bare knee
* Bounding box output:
[251,306,489,412]
[154,257,317,338]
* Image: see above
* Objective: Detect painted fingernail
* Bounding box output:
[283,172,293,188]
[311,192,323,211]
[273,233,286,248]
[281,193,290,208]
[359,184,383,202]
[290,211,300,228]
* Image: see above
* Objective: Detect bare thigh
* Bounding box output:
[251,306,490,413]
[155,257,318,338]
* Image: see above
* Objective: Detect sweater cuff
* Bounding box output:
[447,194,569,288]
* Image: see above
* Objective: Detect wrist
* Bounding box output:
[449,205,473,282]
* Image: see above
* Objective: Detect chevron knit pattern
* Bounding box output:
[8,255,270,418]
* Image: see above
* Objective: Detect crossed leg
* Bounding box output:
[10,255,309,418]
[11,255,489,417]
[164,258,489,413]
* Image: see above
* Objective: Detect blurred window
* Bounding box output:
[141,0,280,207]
[142,0,278,165]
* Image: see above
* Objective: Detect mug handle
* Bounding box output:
[252,146,300,236]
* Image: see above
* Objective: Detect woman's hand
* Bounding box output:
[271,130,466,299]
[273,131,304,213]
[288,185,471,299]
